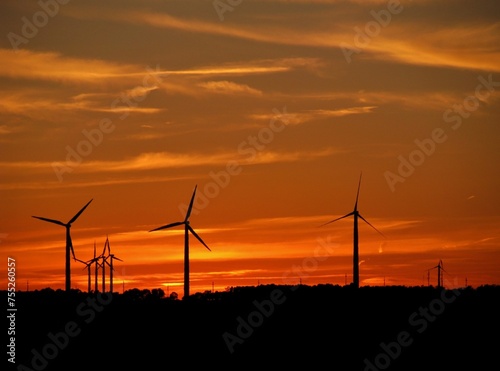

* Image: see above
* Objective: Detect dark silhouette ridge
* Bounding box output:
[149,185,211,299]
[31,199,93,292]
[9,284,499,370]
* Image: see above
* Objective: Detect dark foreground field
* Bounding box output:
[5,284,500,370]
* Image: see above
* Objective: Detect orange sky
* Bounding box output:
[1,0,499,297]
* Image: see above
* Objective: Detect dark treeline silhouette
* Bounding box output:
[6,284,499,370]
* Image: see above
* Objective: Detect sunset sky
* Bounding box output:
[1,0,499,297]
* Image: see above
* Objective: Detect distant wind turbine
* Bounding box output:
[75,256,93,293]
[32,199,93,292]
[428,259,445,288]
[320,173,384,289]
[149,185,211,299]
[101,236,123,293]
[75,241,101,293]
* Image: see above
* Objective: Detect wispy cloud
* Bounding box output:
[368,23,500,72]
[0,148,339,177]
[250,106,377,126]
[198,81,262,96]
[79,148,338,172]
[112,8,500,73]
[0,48,307,87]
[0,48,138,84]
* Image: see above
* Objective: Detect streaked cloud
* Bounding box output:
[368,23,500,72]
[250,106,377,126]
[110,7,500,73]
[0,147,339,177]
[198,80,262,96]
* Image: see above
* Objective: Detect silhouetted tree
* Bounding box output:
[152,288,165,298]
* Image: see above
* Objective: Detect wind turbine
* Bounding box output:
[32,199,93,292]
[75,241,101,293]
[428,260,444,288]
[90,242,102,292]
[149,185,211,299]
[75,257,93,292]
[100,237,111,293]
[101,236,123,293]
[320,173,384,289]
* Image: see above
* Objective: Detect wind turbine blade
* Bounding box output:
[32,216,66,227]
[106,235,110,255]
[68,199,93,224]
[114,257,124,262]
[319,212,354,227]
[354,172,362,210]
[358,214,385,237]
[66,231,76,260]
[149,221,184,232]
[102,238,108,256]
[188,225,211,251]
[185,185,198,221]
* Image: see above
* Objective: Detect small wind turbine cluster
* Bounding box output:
[32,200,123,293]
[74,237,123,293]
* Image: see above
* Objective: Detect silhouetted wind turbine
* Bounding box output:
[75,257,93,292]
[320,173,384,289]
[100,237,112,293]
[429,260,444,288]
[90,242,102,292]
[32,199,93,292]
[149,185,211,299]
[75,241,101,292]
[101,236,123,293]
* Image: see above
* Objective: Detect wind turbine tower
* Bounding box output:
[428,260,444,288]
[32,199,93,292]
[75,256,93,292]
[321,173,384,289]
[149,185,211,299]
[103,236,123,293]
